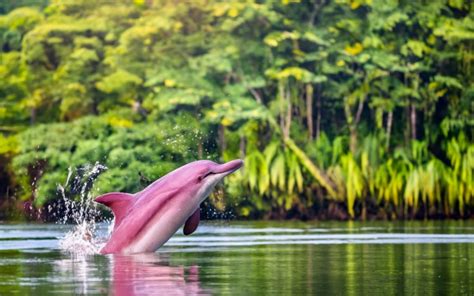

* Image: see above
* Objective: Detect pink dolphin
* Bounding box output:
[95,159,243,254]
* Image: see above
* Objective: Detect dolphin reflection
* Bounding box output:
[110,253,210,295]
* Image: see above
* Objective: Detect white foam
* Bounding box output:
[58,222,104,255]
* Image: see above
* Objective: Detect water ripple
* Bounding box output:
[1,223,473,251]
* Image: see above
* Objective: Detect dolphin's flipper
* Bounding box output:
[183,208,200,235]
[95,192,135,229]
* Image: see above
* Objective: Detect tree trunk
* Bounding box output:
[386,111,393,148]
[218,124,226,154]
[279,81,285,133]
[349,126,357,154]
[316,84,322,139]
[284,137,339,198]
[410,104,417,140]
[283,83,292,139]
[305,84,314,140]
[405,105,411,145]
[197,140,203,159]
[345,96,364,154]
[133,100,147,118]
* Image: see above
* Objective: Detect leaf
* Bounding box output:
[344,42,363,56]
[264,141,280,165]
[271,153,286,191]
[96,70,142,94]
[434,75,463,89]
[402,40,430,57]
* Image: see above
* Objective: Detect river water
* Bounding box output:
[0,221,473,295]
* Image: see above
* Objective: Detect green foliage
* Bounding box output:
[0,0,472,220]
[11,112,208,206]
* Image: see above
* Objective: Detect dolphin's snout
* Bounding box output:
[213,159,244,175]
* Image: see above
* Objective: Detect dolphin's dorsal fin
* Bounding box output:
[183,208,200,235]
[95,192,134,229]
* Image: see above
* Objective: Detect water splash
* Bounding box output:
[56,162,109,255]
[58,221,102,254]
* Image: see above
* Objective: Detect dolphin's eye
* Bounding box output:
[198,172,213,182]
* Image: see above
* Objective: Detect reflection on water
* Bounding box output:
[0,221,473,295]
[54,254,103,295]
[111,254,208,296]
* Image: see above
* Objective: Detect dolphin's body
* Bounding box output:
[96,159,243,254]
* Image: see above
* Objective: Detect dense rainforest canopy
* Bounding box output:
[0,0,472,221]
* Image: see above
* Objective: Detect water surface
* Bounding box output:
[0,221,473,295]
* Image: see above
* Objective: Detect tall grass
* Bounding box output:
[235,133,473,219]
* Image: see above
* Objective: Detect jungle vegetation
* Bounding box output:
[0,0,472,220]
